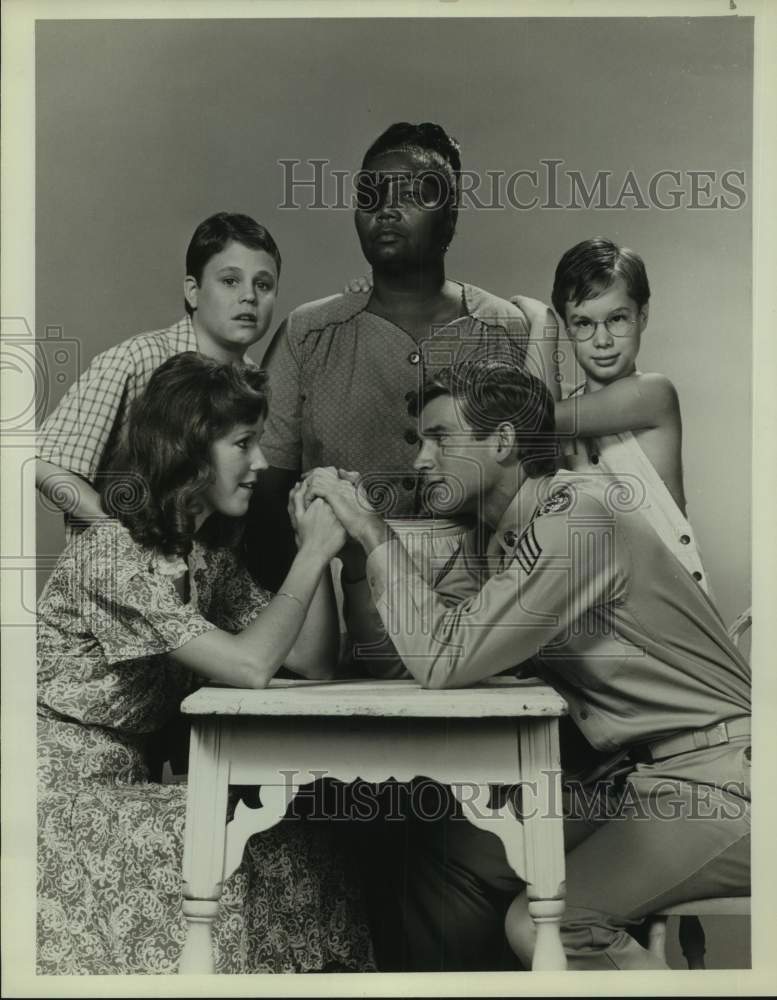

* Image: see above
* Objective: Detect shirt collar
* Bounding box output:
[182,314,258,366]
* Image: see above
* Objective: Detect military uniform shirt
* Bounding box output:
[364,470,750,752]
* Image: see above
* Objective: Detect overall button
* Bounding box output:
[404,429,418,445]
[579,709,590,721]
[408,351,421,365]
[680,534,691,545]
[693,571,703,581]
[402,477,416,491]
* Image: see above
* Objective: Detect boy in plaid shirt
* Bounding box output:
[36,212,281,536]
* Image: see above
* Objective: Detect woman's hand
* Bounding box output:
[291,484,347,562]
[287,481,304,546]
[343,274,373,294]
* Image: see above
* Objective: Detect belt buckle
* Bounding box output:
[706,721,730,748]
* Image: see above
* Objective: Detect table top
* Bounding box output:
[181,677,567,719]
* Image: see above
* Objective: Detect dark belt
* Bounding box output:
[630,716,750,764]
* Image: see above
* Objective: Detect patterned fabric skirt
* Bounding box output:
[37,711,375,974]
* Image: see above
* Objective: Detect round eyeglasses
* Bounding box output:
[568,314,637,341]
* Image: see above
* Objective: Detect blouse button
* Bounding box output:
[680,534,691,545]
[404,429,418,445]
[402,477,416,491]
[408,351,421,365]
[693,571,703,581]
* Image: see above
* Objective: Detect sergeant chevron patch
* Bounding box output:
[514,521,542,575]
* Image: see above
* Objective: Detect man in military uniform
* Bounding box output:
[304,358,750,971]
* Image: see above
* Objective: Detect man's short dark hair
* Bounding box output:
[551,237,650,320]
[184,212,282,315]
[409,359,558,478]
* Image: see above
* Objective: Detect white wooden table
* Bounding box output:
[179,676,568,973]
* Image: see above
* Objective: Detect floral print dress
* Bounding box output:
[36,520,374,974]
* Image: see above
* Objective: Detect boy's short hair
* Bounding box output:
[551,237,650,319]
[184,212,282,315]
[408,358,558,478]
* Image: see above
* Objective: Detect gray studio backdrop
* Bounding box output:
[35,16,752,968]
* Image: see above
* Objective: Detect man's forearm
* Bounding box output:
[353,514,391,557]
[35,459,106,522]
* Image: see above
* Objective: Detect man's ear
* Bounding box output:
[639,301,650,329]
[495,421,517,463]
[183,275,199,313]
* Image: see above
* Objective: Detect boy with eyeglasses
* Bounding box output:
[516,236,710,593]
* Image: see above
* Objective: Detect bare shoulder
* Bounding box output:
[634,372,679,407]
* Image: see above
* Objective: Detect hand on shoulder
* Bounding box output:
[510,294,557,327]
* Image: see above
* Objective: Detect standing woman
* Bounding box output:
[250,122,529,590]
[36,353,374,974]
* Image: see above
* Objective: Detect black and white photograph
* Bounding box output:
[2,0,776,994]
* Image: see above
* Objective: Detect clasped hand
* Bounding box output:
[286,477,348,562]
[287,467,381,564]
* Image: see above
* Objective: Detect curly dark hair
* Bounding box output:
[100,352,268,558]
[408,358,558,478]
[357,121,462,251]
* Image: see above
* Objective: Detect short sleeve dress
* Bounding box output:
[36,520,375,974]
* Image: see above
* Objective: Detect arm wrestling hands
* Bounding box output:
[290,467,389,572]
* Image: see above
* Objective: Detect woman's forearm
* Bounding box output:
[234,544,331,676]
[170,543,334,689]
[283,566,340,678]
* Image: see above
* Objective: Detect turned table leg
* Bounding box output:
[180,720,230,974]
[519,718,567,971]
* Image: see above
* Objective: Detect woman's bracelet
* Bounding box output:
[276,590,305,611]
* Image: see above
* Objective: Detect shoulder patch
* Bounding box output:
[537,486,574,517]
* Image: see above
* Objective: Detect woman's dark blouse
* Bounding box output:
[260,283,528,516]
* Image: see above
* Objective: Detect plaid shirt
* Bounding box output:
[37,316,255,535]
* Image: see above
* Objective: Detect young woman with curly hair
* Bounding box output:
[36,352,374,974]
